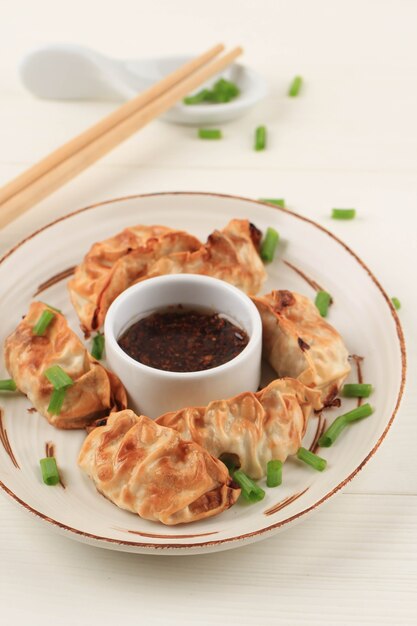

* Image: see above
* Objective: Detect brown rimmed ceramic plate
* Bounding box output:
[0,192,406,554]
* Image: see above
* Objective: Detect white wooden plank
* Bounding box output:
[0,493,416,625]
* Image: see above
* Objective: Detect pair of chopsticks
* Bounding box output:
[0,44,242,229]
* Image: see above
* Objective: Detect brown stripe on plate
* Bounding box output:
[33,266,76,296]
[350,354,364,406]
[115,528,218,539]
[309,413,327,454]
[264,487,310,516]
[45,440,66,489]
[0,408,19,469]
[283,259,326,292]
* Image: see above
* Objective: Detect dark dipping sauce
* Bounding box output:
[118,305,249,373]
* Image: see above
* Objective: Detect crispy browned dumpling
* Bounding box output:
[78,410,240,525]
[4,302,127,429]
[157,378,321,479]
[141,219,266,295]
[68,225,202,334]
[68,219,266,333]
[252,290,351,406]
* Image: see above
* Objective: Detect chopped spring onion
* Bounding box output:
[318,403,373,447]
[342,383,373,398]
[297,447,327,471]
[266,460,283,487]
[47,387,67,415]
[0,379,17,392]
[232,469,265,503]
[44,365,74,390]
[315,291,332,317]
[288,75,303,97]
[260,227,279,263]
[33,310,55,336]
[39,457,60,486]
[91,332,105,360]
[184,78,240,105]
[254,125,267,151]
[198,128,222,139]
[391,297,401,310]
[331,208,356,220]
[183,89,211,105]
[259,198,285,207]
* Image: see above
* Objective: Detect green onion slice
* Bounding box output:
[41,302,62,313]
[288,75,303,97]
[0,379,17,392]
[260,227,279,263]
[259,198,285,207]
[44,365,74,390]
[391,297,401,310]
[232,469,265,503]
[47,387,67,415]
[266,460,283,487]
[315,291,332,317]
[254,125,267,151]
[33,310,55,336]
[183,89,211,105]
[91,332,105,360]
[342,384,373,398]
[331,209,356,220]
[297,447,327,471]
[318,403,373,447]
[198,128,222,139]
[39,457,60,486]
[184,79,240,105]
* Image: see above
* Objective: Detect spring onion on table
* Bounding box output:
[39,457,60,486]
[342,383,373,398]
[318,403,374,447]
[331,208,356,220]
[232,469,265,503]
[315,290,332,317]
[259,198,285,207]
[288,75,303,97]
[297,447,327,471]
[260,227,279,263]
[254,125,267,151]
[0,379,17,392]
[266,460,283,487]
[198,129,222,139]
[33,310,55,336]
[91,332,105,360]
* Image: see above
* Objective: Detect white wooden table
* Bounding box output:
[0,1,416,624]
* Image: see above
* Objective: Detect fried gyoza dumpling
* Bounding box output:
[157,378,321,480]
[78,410,240,525]
[4,302,127,429]
[141,219,266,295]
[68,225,202,333]
[252,290,351,406]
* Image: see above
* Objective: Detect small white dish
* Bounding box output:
[104,274,262,418]
[19,44,268,125]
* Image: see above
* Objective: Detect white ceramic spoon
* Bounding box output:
[19,44,268,125]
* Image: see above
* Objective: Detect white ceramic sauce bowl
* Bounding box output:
[104,274,262,418]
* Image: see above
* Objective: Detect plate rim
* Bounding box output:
[0,191,407,552]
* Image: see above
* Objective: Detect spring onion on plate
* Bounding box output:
[266,460,283,487]
[391,297,401,310]
[39,457,60,486]
[342,383,373,398]
[260,227,279,263]
[331,209,356,220]
[91,332,105,360]
[297,447,327,471]
[318,403,373,447]
[0,379,17,392]
[315,291,332,317]
[44,365,74,390]
[232,469,265,503]
[259,198,285,207]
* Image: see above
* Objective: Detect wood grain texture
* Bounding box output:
[0,0,416,623]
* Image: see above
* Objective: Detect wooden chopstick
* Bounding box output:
[0,44,242,229]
